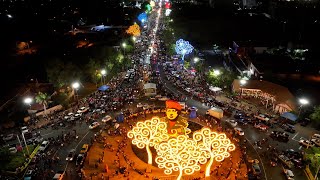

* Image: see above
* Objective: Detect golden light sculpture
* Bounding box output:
[127,117,169,168]
[155,135,208,180]
[193,128,236,177]
[150,0,155,7]
[126,23,141,37]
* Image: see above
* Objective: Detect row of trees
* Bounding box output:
[46,46,132,89]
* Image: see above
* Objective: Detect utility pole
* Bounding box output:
[16,135,26,157]
[21,132,30,155]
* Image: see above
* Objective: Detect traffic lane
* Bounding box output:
[238,123,308,180]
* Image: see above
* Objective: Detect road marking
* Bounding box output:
[41,132,53,137]
[75,131,90,149]
[63,131,90,173]
[245,137,268,180]
[292,132,299,140]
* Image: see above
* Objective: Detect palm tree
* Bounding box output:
[35,92,50,116]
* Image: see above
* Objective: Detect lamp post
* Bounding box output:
[298,98,309,117]
[24,97,32,108]
[72,82,80,102]
[122,43,127,56]
[101,69,106,85]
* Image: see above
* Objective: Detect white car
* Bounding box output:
[39,141,50,151]
[89,122,100,129]
[299,139,314,148]
[102,115,112,123]
[137,103,143,108]
[3,134,15,141]
[9,147,17,154]
[234,127,244,136]
[21,126,29,134]
[66,149,76,161]
[77,107,89,113]
[226,120,238,127]
[283,168,294,180]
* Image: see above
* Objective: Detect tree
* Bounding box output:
[46,59,82,88]
[155,135,207,180]
[310,106,320,124]
[305,147,320,171]
[127,117,169,171]
[193,128,235,177]
[85,58,102,86]
[35,92,50,116]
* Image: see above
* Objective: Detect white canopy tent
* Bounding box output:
[143,83,157,96]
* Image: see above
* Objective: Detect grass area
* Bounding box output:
[0,145,35,172]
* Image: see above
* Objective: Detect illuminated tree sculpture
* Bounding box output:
[175,39,194,64]
[127,117,169,170]
[193,128,236,177]
[138,12,148,24]
[155,135,207,180]
[126,23,141,36]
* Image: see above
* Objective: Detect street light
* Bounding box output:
[132,36,136,42]
[193,57,199,63]
[122,43,127,56]
[72,82,80,102]
[298,98,309,117]
[101,69,106,85]
[24,97,33,106]
[240,79,247,85]
[213,70,220,76]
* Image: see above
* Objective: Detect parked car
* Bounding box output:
[283,168,294,180]
[234,127,244,136]
[3,134,15,141]
[39,141,50,151]
[299,139,314,148]
[270,131,289,142]
[282,124,296,133]
[9,147,17,154]
[89,122,100,129]
[77,107,89,114]
[102,115,112,123]
[252,163,261,175]
[312,134,320,140]
[226,119,237,127]
[80,144,89,154]
[21,126,29,134]
[76,154,85,166]
[254,123,269,131]
[310,139,320,147]
[66,149,76,161]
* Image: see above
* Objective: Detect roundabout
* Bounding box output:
[83,101,248,180]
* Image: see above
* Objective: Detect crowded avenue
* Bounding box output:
[1,1,315,180]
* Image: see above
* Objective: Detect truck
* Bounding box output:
[206,107,223,119]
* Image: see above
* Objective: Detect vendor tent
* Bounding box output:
[98,85,110,91]
[143,83,157,96]
[281,112,298,121]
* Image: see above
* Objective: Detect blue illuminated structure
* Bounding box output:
[175,39,194,63]
[138,13,147,24]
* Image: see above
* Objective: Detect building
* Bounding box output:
[232,79,297,114]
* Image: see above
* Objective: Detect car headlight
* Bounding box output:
[66,158,68,160]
